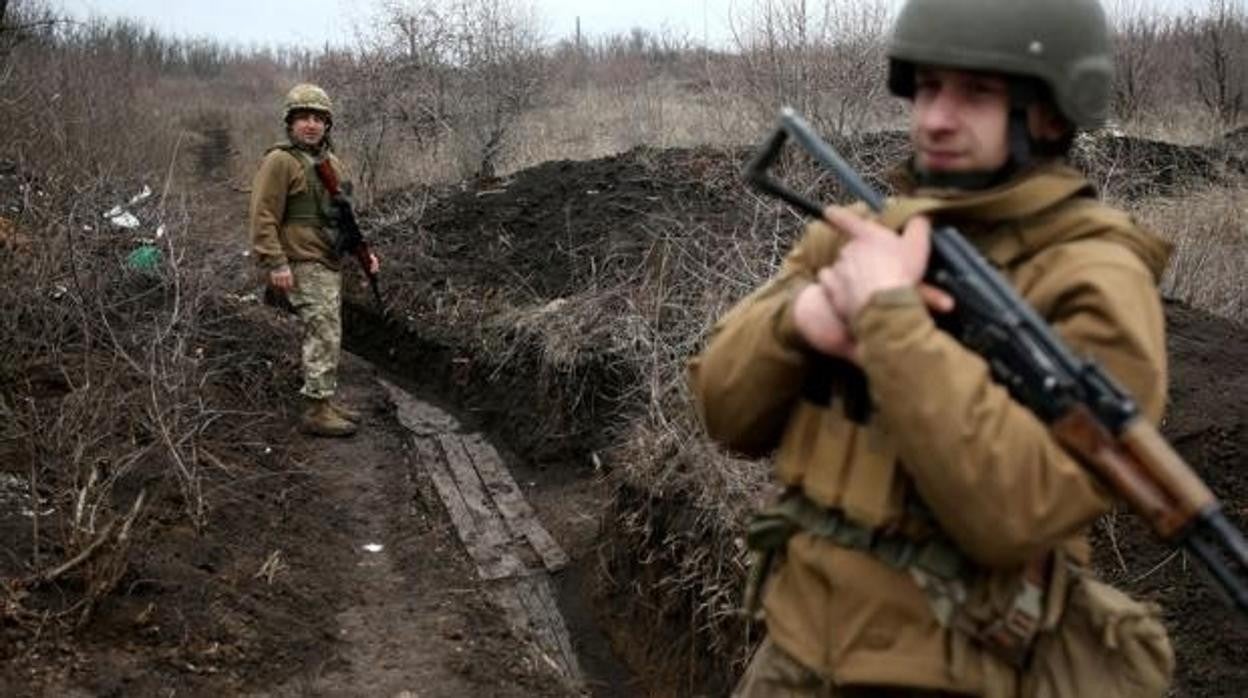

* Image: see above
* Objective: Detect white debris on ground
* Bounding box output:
[0,472,54,518]
[103,207,141,229]
[102,184,153,230]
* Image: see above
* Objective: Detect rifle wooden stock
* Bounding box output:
[1053,407,1214,540]
[315,159,342,196]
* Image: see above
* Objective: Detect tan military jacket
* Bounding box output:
[249,143,347,271]
[689,163,1171,693]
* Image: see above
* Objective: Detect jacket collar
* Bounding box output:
[875,162,1170,279]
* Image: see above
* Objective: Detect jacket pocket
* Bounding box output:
[1022,575,1173,698]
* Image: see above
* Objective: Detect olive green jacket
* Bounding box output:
[689,163,1171,692]
[249,142,348,271]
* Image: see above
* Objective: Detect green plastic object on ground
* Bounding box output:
[125,244,162,271]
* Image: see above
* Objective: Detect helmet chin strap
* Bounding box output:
[913,80,1038,191]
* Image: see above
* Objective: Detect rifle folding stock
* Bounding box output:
[744,108,1248,618]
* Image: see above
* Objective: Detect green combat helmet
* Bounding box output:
[886,0,1112,129]
[283,83,333,125]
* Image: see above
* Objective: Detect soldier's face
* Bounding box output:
[290,111,328,147]
[909,67,1011,174]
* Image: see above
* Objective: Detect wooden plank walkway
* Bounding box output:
[380,379,582,685]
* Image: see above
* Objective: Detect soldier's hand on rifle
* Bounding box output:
[794,281,858,360]
[821,206,954,320]
[793,208,955,361]
[269,264,295,292]
[367,252,380,275]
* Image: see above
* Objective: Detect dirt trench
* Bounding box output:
[347,139,1248,696]
[338,308,643,697]
[6,135,1247,697]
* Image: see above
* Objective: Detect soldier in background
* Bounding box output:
[692,0,1175,695]
[250,83,379,437]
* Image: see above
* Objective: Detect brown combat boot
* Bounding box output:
[300,399,357,437]
[328,399,363,424]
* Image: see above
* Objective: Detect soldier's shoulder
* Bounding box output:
[262,143,299,161]
[1046,197,1169,278]
[1057,195,1136,231]
[257,146,304,173]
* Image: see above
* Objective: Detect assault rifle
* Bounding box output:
[313,159,385,313]
[744,108,1248,618]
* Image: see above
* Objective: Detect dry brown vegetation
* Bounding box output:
[0,0,302,638]
[1,0,1246,694]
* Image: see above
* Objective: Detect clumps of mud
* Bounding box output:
[352,133,1248,696]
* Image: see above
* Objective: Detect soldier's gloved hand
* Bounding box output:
[821,206,954,320]
[269,264,295,292]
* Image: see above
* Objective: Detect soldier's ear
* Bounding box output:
[1028,101,1071,142]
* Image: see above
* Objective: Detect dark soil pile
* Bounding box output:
[356,135,1248,695]
[357,144,760,461]
[373,145,746,301]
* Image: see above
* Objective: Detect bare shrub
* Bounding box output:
[1189,0,1247,129]
[717,0,895,139]
[0,6,301,633]
[325,0,548,193]
[0,174,268,627]
[1109,0,1169,124]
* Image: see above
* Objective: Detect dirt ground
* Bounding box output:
[2,341,598,697]
[3,137,1247,697]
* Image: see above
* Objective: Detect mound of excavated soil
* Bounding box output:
[360,139,1248,696]
[373,145,747,301]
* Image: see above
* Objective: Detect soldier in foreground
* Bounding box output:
[250,84,379,437]
[691,0,1176,695]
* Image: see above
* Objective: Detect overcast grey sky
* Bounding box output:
[51,0,1209,50]
[51,0,748,48]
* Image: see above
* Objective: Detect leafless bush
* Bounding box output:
[1103,1,1246,138]
[717,0,894,139]
[1189,0,1247,129]
[0,176,261,627]
[323,0,548,193]
[1109,0,1169,124]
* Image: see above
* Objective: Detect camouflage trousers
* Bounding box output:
[288,261,342,400]
[734,639,968,698]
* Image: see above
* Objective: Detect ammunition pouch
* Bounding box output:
[1018,571,1173,698]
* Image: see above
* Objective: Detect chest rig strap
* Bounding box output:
[744,490,1048,668]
